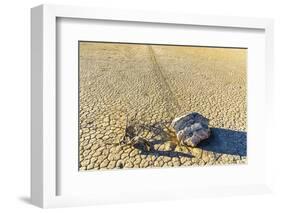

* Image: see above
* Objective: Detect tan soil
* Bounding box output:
[79,42,247,170]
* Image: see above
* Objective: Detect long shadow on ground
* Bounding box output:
[134,140,194,158]
[130,122,246,158]
[198,128,247,156]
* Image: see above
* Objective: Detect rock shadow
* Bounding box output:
[197,128,247,156]
[133,139,194,158]
[123,118,246,158]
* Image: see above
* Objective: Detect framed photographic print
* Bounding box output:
[31,4,274,208]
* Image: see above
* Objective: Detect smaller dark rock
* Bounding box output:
[132,136,153,152]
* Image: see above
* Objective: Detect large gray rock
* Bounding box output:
[171,112,211,147]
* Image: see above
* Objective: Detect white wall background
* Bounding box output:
[0,0,280,212]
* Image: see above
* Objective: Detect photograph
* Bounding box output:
[78,41,247,171]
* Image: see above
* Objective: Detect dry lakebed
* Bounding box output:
[79,42,247,171]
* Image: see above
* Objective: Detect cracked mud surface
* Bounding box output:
[79,42,247,171]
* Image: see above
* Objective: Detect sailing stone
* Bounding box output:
[171,112,211,147]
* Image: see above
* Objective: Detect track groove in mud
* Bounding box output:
[148,45,181,116]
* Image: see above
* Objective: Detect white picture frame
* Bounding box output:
[31,4,274,208]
